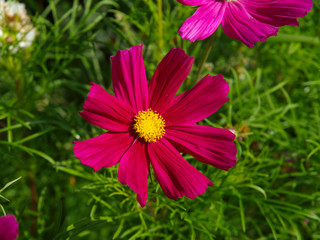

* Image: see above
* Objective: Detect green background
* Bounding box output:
[1,0,320,239]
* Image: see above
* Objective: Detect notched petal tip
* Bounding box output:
[229,130,237,141]
[137,195,147,208]
[111,44,148,113]
[165,125,237,172]
[148,46,194,113]
[112,45,144,59]
[78,111,85,117]
[118,141,149,208]
[179,32,197,43]
[169,46,195,62]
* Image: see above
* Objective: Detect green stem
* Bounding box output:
[0,204,6,216]
[187,41,198,56]
[7,115,12,144]
[157,0,163,61]
[269,33,320,44]
[195,34,215,83]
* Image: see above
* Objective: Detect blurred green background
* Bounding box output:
[1,0,320,239]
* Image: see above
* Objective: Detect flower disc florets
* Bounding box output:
[133,108,165,143]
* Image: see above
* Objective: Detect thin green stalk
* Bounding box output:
[269,33,320,44]
[195,34,215,83]
[157,0,163,61]
[187,41,198,56]
[0,176,22,193]
[0,204,6,216]
[7,115,12,144]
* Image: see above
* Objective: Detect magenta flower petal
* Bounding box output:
[176,0,210,6]
[176,0,311,47]
[118,141,149,207]
[80,83,135,132]
[111,45,148,113]
[75,46,237,205]
[148,138,213,200]
[163,74,229,125]
[148,47,194,114]
[0,215,19,240]
[73,132,134,172]
[165,125,237,171]
[178,1,226,42]
[222,1,278,48]
[242,0,313,27]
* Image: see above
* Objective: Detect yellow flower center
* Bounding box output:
[133,108,165,143]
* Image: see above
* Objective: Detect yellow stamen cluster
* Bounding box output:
[133,108,165,143]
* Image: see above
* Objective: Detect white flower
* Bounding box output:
[19,28,35,48]
[0,0,36,52]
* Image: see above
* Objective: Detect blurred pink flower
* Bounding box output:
[177,0,313,47]
[73,45,237,206]
[0,215,19,240]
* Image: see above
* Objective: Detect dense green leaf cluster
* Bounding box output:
[1,0,319,239]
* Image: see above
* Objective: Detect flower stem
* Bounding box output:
[157,0,163,61]
[269,33,320,44]
[187,41,198,56]
[195,34,215,83]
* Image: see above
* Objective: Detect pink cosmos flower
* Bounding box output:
[0,215,19,240]
[177,0,313,47]
[73,45,237,207]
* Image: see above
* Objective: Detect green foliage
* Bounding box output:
[1,0,319,239]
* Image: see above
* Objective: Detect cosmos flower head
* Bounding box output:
[73,45,237,206]
[0,0,36,52]
[0,215,19,240]
[176,0,313,47]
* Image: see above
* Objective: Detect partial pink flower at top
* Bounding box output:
[73,45,237,207]
[176,0,313,47]
[0,215,19,240]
